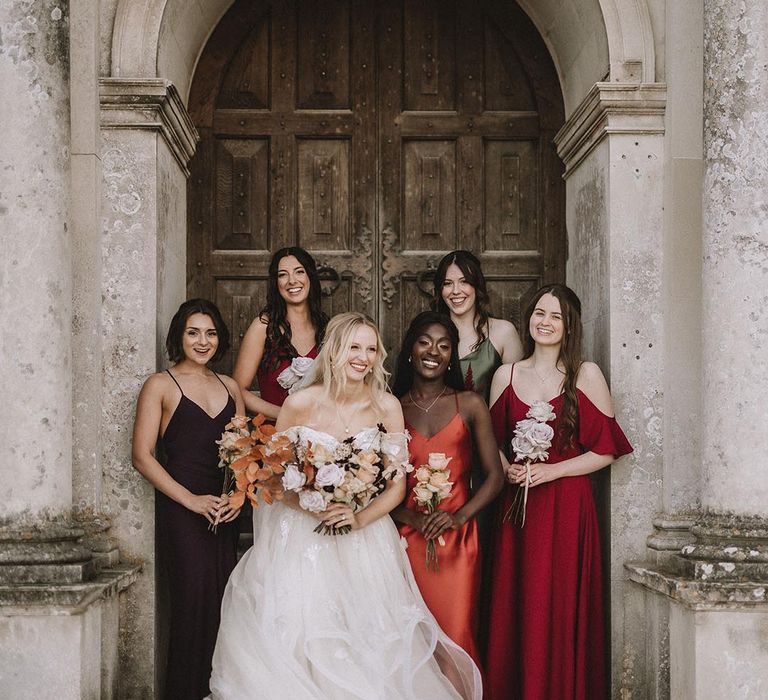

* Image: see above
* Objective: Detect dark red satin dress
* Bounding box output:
[486,382,632,700]
[398,405,482,668]
[255,345,318,408]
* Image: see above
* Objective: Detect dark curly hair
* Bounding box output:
[521,284,583,449]
[392,311,465,397]
[431,250,492,352]
[259,247,328,370]
[166,298,230,364]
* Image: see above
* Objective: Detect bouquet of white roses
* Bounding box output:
[505,400,555,526]
[412,452,453,571]
[281,425,412,535]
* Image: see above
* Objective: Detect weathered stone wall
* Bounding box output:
[0,0,72,522]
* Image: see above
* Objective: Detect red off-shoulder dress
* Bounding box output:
[485,376,632,700]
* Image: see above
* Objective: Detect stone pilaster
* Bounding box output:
[99,77,198,696]
[627,3,768,697]
[556,81,667,697]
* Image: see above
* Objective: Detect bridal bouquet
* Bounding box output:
[216,414,285,519]
[505,400,555,526]
[412,452,453,571]
[281,425,412,535]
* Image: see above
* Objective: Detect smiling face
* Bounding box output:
[182,312,219,365]
[529,293,564,346]
[276,254,310,305]
[411,323,452,380]
[343,324,379,384]
[441,263,477,318]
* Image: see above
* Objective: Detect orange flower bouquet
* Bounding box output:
[412,452,453,571]
[215,415,286,528]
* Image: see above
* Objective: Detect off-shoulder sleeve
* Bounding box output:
[489,387,511,454]
[379,431,413,480]
[578,393,633,458]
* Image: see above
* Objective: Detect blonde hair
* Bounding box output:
[309,312,390,413]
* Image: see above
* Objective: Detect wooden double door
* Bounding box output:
[188,0,565,372]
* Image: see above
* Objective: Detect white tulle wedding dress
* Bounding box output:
[208,426,481,700]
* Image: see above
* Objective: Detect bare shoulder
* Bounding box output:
[379,393,405,431]
[489,317,523,363]
[283,385,321,412]
[488,317,517,337]
[243,315,268,339]
[458,389,486,412]
[217,373,240,394]
[576,362,614,416]
[489,362,514,407]
[141,371,172,397]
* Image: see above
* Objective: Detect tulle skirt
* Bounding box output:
[209,502,481,699]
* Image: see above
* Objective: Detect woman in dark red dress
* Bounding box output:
[234,247,328,418]
[132,299,245,699]
[485,285,633,700]
[391,311,503,669]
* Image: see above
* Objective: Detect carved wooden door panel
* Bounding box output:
[188,0,565,372]
[188,0,377,372]
[377,0,565,359]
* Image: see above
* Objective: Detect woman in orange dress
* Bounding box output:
[391,311,504,667]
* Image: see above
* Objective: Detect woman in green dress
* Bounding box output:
[432,250,523,403]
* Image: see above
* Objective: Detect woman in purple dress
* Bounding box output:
[132,299,245,699]
[234,247,329,419]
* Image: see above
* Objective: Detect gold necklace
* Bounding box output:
[335,399,357,435]
[408,386,448,413]
[532,363,557,384]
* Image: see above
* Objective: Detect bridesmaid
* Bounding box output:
[432,250,523,403]
[234,246,328,420]
[132,299,244,700]
[485,284,633,700]
[391,311,504,668]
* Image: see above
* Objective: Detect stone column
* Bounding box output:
[627,3,768,698]
[0,3,139,698]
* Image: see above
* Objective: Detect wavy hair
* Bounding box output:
[166,298,230,364]
[259,247,328,370]
[306,312,390,413]
[431,250,492,352]
[521,284,583,449]
[391,311,465,397]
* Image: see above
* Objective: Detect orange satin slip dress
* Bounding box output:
[398,392,482,668]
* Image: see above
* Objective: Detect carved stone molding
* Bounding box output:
[627,512,768,611]
[554,81,667,178]
[99,78,200,176]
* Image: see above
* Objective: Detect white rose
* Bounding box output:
[527,400,556,423]
[511,435,537,459]
[281,464,306,491]
[413,483,434,504]
[527,422,554,447]
[217,432,240,450]
[513,418,539,438]
[429,471,451,489]
[415,466,432,483]
[315,463,346,488]
[427,453,451,470]
[299,489,327,513]
[276,356,316,390]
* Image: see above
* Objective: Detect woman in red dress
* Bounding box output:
[234,247,328,418]
[391,311,504,668]
[486,284,633,700]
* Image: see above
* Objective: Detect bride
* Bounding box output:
[209,312,481,699]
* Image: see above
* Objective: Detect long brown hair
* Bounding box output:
[431,250,491,352]
[521,284,583,448]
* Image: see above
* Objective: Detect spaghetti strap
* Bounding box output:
[166,369,184,396]
[212,370,234,400]
[508,362,516,387]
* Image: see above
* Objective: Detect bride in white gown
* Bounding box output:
[209,312,481,700]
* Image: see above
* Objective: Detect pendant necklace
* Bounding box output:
[409,386,448,413]
[335,400,355,435]
[532,363,557,384]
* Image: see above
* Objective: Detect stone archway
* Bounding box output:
[100,0,667,695]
